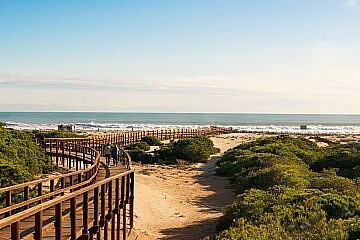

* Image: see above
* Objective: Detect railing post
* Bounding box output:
[82,191,89,238]
[115,178,120,240]
[62,142,65,167]
[38,182,42,204]
[69,175,74,192]
[130,172,135,229]
[50,179,55,199]
[83,147,86,169]
[55,202,62,240]
[68,144,72,169]
[10,221,20,240]
[5,190,11,217]
[60,177,65,196]
[78,173,82,190]
[126,175,130,204]
[35,211,43,239]
[76,146,79,171]
[71,196,77,240]
[56,140,59,166]
[24,186,29,209]
[100,184,106,227]
[50,138,53,157]
[108,181,113,215]
[121,176,126,240]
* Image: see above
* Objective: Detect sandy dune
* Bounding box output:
[130,133,266,240]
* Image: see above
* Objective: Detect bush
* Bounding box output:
[235,163,311,193]
[0,127,52,187]
[217,187,356,239]
[127,136,218,165]
[127,148,155,164]
[215,136,360,239]
[157,137,218,163]
[32,130,87,139]
[141,135,162,146]
[125,142,150,151]
[310,169,359,196]
[311,142,360,179]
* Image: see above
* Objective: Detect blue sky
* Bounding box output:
[0,1,359,113]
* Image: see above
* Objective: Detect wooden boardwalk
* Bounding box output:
[0,157,131,240]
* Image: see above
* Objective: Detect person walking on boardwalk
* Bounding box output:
[104,143,111,165]
[111,144,120,166]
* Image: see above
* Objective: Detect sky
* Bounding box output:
[0,1,360,113]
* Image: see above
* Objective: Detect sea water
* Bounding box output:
[1,112,360,134]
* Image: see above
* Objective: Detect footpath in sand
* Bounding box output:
[131,133,266,240]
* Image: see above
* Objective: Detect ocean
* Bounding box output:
[1,112,360,134]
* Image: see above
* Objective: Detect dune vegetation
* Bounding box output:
[215,135,360,239]
[126,136,219,164]
[0,123,53,188]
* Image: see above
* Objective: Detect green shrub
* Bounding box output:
[0,127,52,187]
[310,169,359,196]
[125,142,150,151]
[127,148,154,164]
[155,145,174,163]
[217,187,356,239]
[311,142,360,179]
[141,135,162,146]
[32,130,87,139]
[162,137,218,163]
[215,136,360,239]
[235,163,311,193]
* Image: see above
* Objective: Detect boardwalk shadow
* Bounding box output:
[159,155,235,240]
[159,218,219,240]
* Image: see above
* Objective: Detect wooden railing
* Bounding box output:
[0,142,100,220]
[0,126,228,239]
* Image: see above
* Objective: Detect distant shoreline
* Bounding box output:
[1,112,360,134]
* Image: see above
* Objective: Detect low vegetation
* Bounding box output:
[31,130,87,139]
[125,141,154,164]
[141,135,163,146]
[215,135,360,239]
[125,136,219,164]
[0,123,53,188]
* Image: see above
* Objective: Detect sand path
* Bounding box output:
[130,133,266,240]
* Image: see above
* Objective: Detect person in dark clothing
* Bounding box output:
[111,144,119,166]
[104,143,111,165]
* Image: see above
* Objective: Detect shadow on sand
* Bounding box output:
[159,155,235,240]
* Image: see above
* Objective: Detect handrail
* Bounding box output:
[0,145,97,193]
[0,169,133,229]
[0,160,99,216]
[0,142,101,222]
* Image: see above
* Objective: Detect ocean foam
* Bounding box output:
[5,121,360,134]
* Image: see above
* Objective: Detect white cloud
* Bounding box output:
[344,0,360,7]
[1,69,360,113]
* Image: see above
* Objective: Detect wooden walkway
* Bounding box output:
[0,157,131,240]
